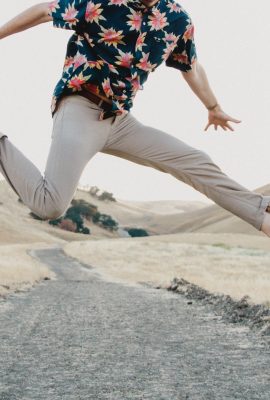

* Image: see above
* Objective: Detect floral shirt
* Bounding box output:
[48,0,197,120]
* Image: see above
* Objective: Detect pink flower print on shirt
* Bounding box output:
[115,50,134,68]
[68,72,92,91]
[48,0,60,13]
[136,52,157,72]
[135,32,147,51]
[127,9,142,31]
[183,23,195,43]
[148,9,168,31]
[102,78,114,97]
[109,0,129,6]
[85,2,106,24]
[73,51,88,69]
[98,27,125,48]
[61,3,79,28]
[167,2,182,13]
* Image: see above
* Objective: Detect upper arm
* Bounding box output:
[165,11,197,73]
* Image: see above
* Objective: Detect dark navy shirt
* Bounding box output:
[48,0,197,120]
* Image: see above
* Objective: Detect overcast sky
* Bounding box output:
[0,1,269,203]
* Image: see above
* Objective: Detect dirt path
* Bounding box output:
[0,247,269,399]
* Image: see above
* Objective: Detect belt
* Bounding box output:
[78,88,112,112]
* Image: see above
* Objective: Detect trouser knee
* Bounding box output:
[31,200,68,221]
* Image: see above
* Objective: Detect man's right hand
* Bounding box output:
[204,106,242,132]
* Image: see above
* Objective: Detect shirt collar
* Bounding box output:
[131,0,166,12]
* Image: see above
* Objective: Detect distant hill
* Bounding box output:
[0,179,269,244]
[140,184,270,236]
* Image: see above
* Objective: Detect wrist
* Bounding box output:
[206,102,221,112]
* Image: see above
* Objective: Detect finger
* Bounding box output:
[225,123,234,131]
[204,123,211,131]
[220,125,226,131]
[214,125,218,131]
[228,117,242,123]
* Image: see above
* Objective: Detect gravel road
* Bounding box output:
[0,247,269,400]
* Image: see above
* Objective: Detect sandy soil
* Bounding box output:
[64,233,270,306]
[0,242,56,298]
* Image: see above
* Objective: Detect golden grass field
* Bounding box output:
[0,179,270,304]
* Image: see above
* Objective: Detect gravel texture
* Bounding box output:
[165,278,270,337]
[0,247,269,400]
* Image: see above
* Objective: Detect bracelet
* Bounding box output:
[207,102,219,111]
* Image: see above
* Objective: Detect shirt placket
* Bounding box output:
[130,6,151,91]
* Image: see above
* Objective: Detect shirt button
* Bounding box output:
[143,22,146,26]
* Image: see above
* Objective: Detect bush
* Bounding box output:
[49,217,63,226]
[71,199,98,219]
[80,227,90,234]
[65,208,84,232]
[92,211,101,224]
[126,228,149,237]
[98,191,116,202]
[93,212,118,231]
[59,218,77,232]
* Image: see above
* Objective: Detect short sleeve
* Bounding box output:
[165,14,197,72]
[48,0,87,31]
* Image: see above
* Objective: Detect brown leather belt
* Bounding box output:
[77,88,112,112]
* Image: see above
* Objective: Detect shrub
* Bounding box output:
[58,218,77,232]
[71,199,98,219]
[93,212,118,231]
[80,227,90,234]
[98,191,116,202]
[126,228,149,237]
[49,217,63,226]
[92,211,101,224]
[65,208,84,232]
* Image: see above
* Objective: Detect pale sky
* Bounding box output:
[0,1,270,203]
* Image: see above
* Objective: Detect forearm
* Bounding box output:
[181,61,220,110]
[0,2,52,40]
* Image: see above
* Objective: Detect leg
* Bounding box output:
[0,95,111,220]
[101,113,270,231]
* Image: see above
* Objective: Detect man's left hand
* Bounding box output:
[204,106,241,132]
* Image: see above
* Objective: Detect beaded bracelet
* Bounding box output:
[207,103,219,111]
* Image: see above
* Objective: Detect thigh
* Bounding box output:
[101,113,205,174]
[44,95,111,205]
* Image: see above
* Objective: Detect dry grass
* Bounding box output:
[64,233,270,306]
[0,243,56,297]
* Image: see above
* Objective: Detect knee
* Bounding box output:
[196,149,214,164]
[33,204,67,221]
[43,208,66,221]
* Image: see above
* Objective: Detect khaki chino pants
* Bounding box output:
[0,94,269,231]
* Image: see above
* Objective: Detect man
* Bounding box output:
[1,0,270,236]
